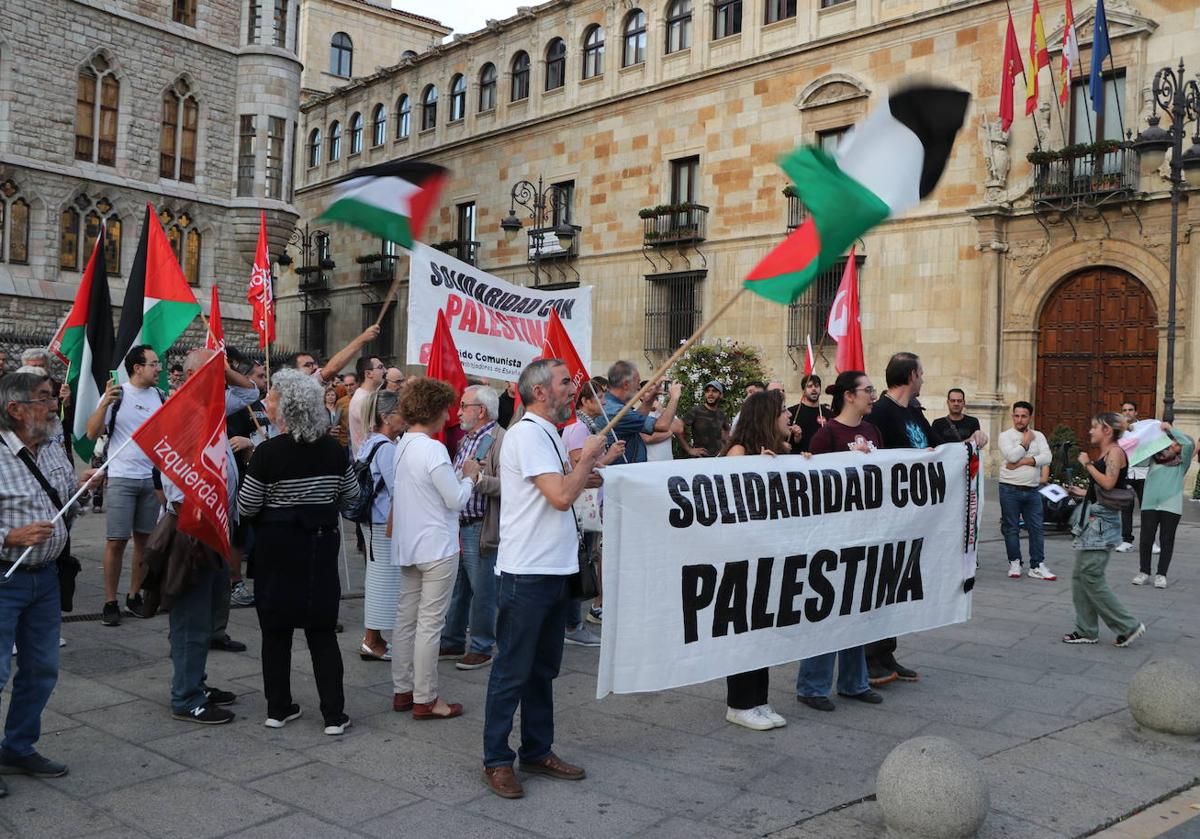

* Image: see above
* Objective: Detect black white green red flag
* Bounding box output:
[50,231,115,461]
[743,85,969,305]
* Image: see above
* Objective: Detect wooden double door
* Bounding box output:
[1035,268,1158,447]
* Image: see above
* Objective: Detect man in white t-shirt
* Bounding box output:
[85,345,166,626]
[348,355,384,452]
[482,359,606,801]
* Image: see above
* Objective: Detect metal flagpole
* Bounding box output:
[1004,0,1045,151]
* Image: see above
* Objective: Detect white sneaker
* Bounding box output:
[1116,542,1135,553]
[564,625,601,647]
[264,706,302,728]
[1028,565,1057,581]
[755,704,787,728]
[725,707,774,731]
[1154,575,1167,589]
[1008,560,1022,578]
[324,717,352,736]
[1131,572,1149,586]
[59,637,66,647]
[1152,543,1161,555]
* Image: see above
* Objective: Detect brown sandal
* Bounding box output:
[411,698,463,720]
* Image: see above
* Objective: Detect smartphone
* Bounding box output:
[474,434,494,462]
[109,370,120,388]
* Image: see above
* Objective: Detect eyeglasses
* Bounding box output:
[854,386,877,395]
[138,360,162,368]
[459,402,482,409]
[14,395,57,405]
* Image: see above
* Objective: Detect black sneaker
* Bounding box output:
[882,654,919,682]
[0,749,69,777]
[0,775,6,797]
[867,663,898,686]
[172,702,234,725]
[838,689,884,704]
[797,695,836,712]
[101,600,121,627]
[204,687,237,706]
[125,593,148,619]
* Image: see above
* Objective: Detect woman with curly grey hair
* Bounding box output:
[238,370,360,735]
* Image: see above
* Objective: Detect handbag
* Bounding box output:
[15,449,81,611]
[525,419,600,601]
[1095,484,1135,512]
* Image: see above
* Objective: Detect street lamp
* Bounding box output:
[500,176,577,286]
[1131,60,1200,424]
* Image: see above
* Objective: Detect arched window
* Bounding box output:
[330,32,352,77]
[328,120,341,161]
[666,0,692,53]
[622,11,646,67]
[0,180,30,265]
[401,50,418,61]
[75,53,119,166]
[160,77,198,182]
[510,51,530,101]
[421,84,437,130]
[396,94,411,138]
[545,38,566,91]
[478,63,497,112]
[61,194,121,275]
[348,111,363,154]
[307,127,321,167]
[713,0,742,39]
[449,74,465,122]
[371,103,387,146]
[159,209,201,286]
[582,25,604,79]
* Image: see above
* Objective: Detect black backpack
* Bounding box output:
[344,440,388,524]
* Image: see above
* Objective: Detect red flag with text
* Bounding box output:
[206,285,225,351]
[131,351,230,559]
[426,308,468,446]
[247,211,275,347]
[826,249,865,373]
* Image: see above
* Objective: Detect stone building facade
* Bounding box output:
[287,0,1197,466]
[296,0,449,97]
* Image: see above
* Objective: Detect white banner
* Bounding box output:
[406,243,593,380]
[596,444,981,698]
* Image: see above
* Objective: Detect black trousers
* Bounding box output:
[1120,479,1146,541]
[865,637,898,669]
[726,668,769,710]
[261,626,345,725]
[1139,510,1181,576]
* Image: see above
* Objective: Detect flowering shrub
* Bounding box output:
[668,338,770,420]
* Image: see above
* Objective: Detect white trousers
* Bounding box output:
[390,555,459,703]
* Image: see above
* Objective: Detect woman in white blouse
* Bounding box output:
[390,377,480,720]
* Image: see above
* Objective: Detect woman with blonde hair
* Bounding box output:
[1063,412,1145,647]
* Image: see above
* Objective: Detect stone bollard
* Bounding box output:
[1128,658,1200,737]
[876,736,989,839]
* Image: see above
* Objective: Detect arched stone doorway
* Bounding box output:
[1036,267,1158,446]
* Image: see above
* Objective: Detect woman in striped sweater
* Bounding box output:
[238,370,360,735]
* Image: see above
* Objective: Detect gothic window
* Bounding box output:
[330,32,352,77]
[59,207,80,271]
[62,194,121,275]
[160,78,198,182]
[511,51,530,101]
[75,54,119,166]
[159,209,201,285]
[237,115,257,195]
[173,0,196,26]
[272,0,287,47]
[396,94,411,138]
[0,180,30,265]
[582,25,604,79]
[545,39,566,91]
[622,11,646,67]
[266,116,285,199]
[478,64,497,112]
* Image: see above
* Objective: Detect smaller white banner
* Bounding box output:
[597,445,980,697]
[406,243,592,381]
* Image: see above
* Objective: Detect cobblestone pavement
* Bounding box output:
[2,484,1198,838]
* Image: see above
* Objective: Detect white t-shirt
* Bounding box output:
[390,431,473,566]
[497,413,578,576]
[645,411,674,462]
[104,383,163,479]
[348,387,372,452]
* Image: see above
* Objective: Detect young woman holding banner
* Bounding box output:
[795,371,891,713]
[720,389,792,731]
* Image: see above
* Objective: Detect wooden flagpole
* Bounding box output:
[374,270,404,328]
[597,287,746,438]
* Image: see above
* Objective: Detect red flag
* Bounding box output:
[542,308,589,394]
[999,13,1024,131]
[804,335,815,377]
[131,351,230,558]
[205,285,224,351]
[826,250,865,373]
[247,210,275,347]
[425,308,469,445]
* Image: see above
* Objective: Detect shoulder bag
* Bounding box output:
[14,449,81,611]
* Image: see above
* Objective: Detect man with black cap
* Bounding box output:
[682,381,730,458]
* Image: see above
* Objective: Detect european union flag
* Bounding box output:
[1089,0,1111,114]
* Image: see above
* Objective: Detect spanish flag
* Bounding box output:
[1025,0,1050,115]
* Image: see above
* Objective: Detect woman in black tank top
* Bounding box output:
[1062,413,1144,647]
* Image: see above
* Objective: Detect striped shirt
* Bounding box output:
[238,433,359,518]
[452,421,497,521]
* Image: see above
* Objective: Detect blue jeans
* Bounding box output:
[0,563,60,757]
[999,483,1045,568]
[169,563,227,714]
[796,646,868,697]
[442,522,498,654]
[483,573,569,768]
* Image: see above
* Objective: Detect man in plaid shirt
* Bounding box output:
[0,372,87,795]
[441,385,503,671]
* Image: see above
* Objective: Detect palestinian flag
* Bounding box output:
[114,204,201,387]
[745,85,970,304]
[318,161,448,248]
[50,231,115,461]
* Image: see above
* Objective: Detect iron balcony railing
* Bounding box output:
[431,240,480,266]
[296,266,331,293]
[642,203,709,247]
[359,256,397,285]
[1031,144,1137,201]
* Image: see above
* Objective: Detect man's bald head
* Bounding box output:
[183,348,215,379]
